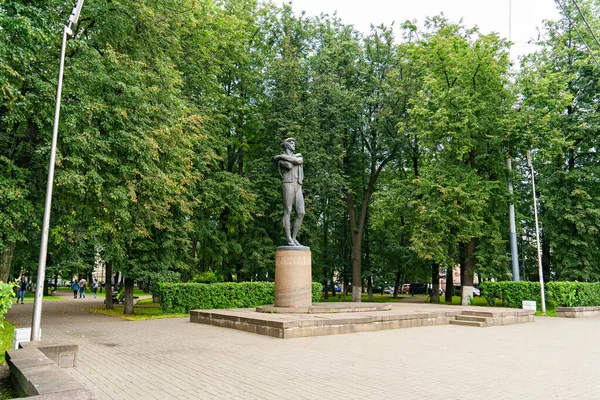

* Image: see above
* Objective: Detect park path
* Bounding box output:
[6,290,600,399]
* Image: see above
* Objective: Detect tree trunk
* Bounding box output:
[236,261,244,282]
[323,210,330,300]
[393,266,401,299]
[123,277,134,315]
[430,263,440,303]
[351,232,362,302]
[191,236,197,261]
[461,238,477,305]
[0,241,16,283]
[445,266,453,303]
[43,279,49,296]
[105,262,113,310]
[542,231,551,283]
[367,276,373,302]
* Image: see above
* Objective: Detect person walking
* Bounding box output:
[17,275,27,304]
[78,277,87,298]
[91,279,99,298]
[71,279,79,299]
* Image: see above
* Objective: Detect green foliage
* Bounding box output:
[158,282,322,313]
[546,282,600,307]
[481,281,600,309]
[0,318,15,365]
[191,271,224,284]
[3,0,600,299]
[0,282,16,328]
[480,281,542,308]
[141,270,181,297]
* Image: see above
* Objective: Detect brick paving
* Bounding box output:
[6,290,600,399]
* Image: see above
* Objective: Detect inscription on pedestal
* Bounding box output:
[274,249,312,308]
[275,255,311,266]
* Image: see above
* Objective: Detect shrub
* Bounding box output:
[191,270,223,284]
[546,282,600,307]
[147,270,181,297]
[158,282,323,314]
[480,281,541,308]
[0,282,16,328]
[480,281,600,309]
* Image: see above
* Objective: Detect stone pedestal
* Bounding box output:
[275,247,312,307]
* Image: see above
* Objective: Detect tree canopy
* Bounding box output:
[2,0,600,309]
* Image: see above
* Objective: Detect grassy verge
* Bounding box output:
[22,293,63,302]
[87,301,186,321]
[0,320,17,399]
[535,305,556,317]
[321,293,556,315]
[320,293,429,303]
[0,320,14,365]
[430,296,494,306]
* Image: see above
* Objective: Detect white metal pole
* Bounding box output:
[506,156,520,281]
[527,151,546,315]
[31,26,70,341]
[31,0,84,341]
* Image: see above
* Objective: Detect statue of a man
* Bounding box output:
[274,138,305,246]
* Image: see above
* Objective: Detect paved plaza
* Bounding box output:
[6,291,600,399]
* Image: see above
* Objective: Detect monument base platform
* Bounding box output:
[190,302,534,339]
[256,302,391,314]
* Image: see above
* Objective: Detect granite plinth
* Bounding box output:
[276,245,310,251]
[257,302,392,314]
[190,303,535,339]
[274,248,312,307]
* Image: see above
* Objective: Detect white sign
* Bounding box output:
[12,327,41,349]
[522,300,537,311]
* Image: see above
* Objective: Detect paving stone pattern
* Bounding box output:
[6,292,600,399]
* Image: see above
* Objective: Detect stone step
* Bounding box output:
[461,310,495,318]
[449,319,486,327]
[455,315,492,324]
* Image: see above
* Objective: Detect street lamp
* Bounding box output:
[31,0,84,342]
[526,151,546,315]
[521,232,529,281]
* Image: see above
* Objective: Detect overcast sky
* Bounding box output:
[289,0,560,60]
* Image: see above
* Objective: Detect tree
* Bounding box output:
[409,17,513,303]
[516,0,600,281]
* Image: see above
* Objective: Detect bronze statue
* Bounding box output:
[274,138,305,246]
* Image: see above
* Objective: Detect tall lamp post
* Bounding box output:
[31,0,84,341]
[526,151,546,315]
[506,156,520,281]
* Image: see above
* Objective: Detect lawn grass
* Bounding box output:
[0,320,14,365]
[320,293,429,303]
[87,301,186,321]
[0,320,17,399]
[21,293,63,302]
[430,296,493,306]
[0,319,17,399]
[321,293,556,315]
[535,305,556,317]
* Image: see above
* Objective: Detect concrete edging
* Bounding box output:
[6,340,96,399]
[556,306,600,318]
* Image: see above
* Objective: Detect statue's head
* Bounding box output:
[283,137,296,151]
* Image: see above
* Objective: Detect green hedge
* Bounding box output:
[480,281,600,309]
[480,281,542,308]
[157,282,323,314]
[546,282,600,307]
